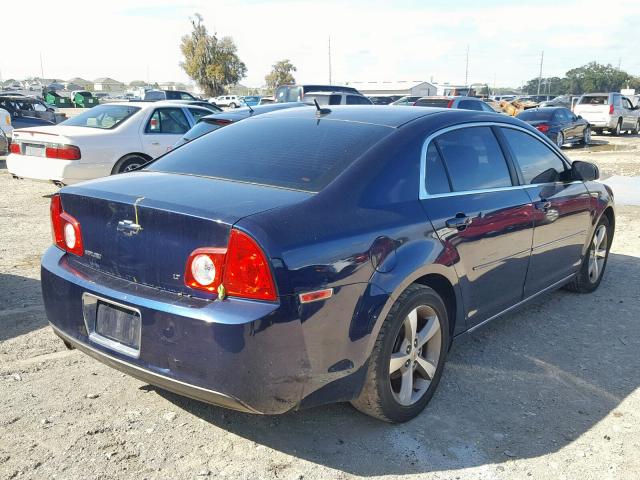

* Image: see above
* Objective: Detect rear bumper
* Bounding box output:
[581,117,616,129]
[41,247,372,414]
[51,324,259,413]
[6,154,111,184]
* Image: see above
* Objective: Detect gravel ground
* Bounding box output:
[1,133,639,480]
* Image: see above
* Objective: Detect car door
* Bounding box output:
[140,107,191,158]
[556,108,578,141]
[419,125,535,327]
[498,126,591,296]
[621,97,636,129]
[568,111,586,140]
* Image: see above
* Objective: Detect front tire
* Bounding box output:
[632,120,639,135]
[229,102,237,109]
[565,215,611,293]
[351,284,449,423]
[581,127,591,145]
[555,132,564,148]
[611,119,622,136]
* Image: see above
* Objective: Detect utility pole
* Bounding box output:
[464,45,469,86]
[617,58,621,70]
[328,36,332,84]
[40,52,44,80]
[536,50,544,95]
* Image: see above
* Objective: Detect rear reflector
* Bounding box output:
[45,145,81,160]
[9,143,20,154]
[299,288,333,304]
[50,194,84,256]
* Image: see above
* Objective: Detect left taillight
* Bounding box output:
[184,229,277,301]
[46,145,81,160]
[9,143,20,154]
[50,194,84,256]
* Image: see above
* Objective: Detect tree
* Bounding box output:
[129,80,147,87]
[180,14,247,97]
[565,62,631,94]
[264,59,297,92]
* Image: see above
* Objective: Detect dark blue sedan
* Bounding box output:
[516,107,590,148]
[42,106,614,422]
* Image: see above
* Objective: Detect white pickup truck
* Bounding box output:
[573,92,640,135]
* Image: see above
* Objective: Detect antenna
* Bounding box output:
[313,99,331,115]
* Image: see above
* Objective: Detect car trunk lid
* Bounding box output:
[60,171,311,295]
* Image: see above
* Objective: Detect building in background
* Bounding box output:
[347,80,437,97]
[93,77,125,93]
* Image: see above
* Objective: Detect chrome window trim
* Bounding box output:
[419,121,573,200]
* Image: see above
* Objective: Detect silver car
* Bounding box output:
[573,93,640,135]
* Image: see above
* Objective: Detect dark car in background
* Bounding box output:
[0,95,66,125]
[275,84,361,103]
[414,96,497,113]
[172,102,308,148]
[516,107,590,147]
[369,96,402,105]
[144,90,199,101]
[390,96,422,106]
[42,106,613,423]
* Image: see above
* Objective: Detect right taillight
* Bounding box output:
[46,145,81,160]
[50,194,84,256]
[609,104,614,115]
[536,124,550,133]
[184,229,277,301]
[446,99,454,108]
[9,142,20,154]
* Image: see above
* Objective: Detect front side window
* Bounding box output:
[501,128,566,184]
[458,100,482,111]
[145,108,190,134]
[435,126,512,192]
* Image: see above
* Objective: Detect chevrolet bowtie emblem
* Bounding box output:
[117,220,142,236]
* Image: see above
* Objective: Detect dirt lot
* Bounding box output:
[1,134,639,480]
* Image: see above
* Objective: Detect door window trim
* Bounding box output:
[419,122,573,199]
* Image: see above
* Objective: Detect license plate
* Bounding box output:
[24,144,45,157]
[82,293,141,357]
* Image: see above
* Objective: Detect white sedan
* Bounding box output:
[6,101,212,185]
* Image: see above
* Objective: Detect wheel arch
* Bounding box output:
[111,152,153,174]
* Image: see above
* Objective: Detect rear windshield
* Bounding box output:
[517,109,553,120]
[62,105,140,129]
[415,98,450,107]
[579,95,609,105]
[147,117,391,192]
[183,121,222,141]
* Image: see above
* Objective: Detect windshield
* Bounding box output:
[62,105,140,129]
[147,117,392,192]
[517,109,554,121]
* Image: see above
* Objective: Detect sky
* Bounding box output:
[2,0,639,89]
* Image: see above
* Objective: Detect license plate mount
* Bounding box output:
[82,293,141,358]
[24,144,45,157]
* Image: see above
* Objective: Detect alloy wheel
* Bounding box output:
[389,305,442,406]
[556,132,564,148]
[583,128,591,145]
[123,162,143,172]
[588,225,608,283]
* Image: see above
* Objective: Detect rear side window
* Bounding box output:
[147,117,392,192]
[346,95,371,105]
[145,91,164,101]
[145,108,190,134]
[435,127,512,192]
[415,98,449,107]
[424,143,450,194]
[501,128,566,184]
[579,96,608,105]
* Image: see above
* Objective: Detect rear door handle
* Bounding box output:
[446,213,472,231]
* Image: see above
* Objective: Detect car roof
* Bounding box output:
[108,101,209,109]
[246,105,448,128]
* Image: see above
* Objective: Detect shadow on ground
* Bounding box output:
[0,274,46,341]
[159,252,640,476]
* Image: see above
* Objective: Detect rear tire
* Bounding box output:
[611,119,622,136]
[555,132,564,148]
[351,284,449,423]
[112,154,150,174]
[229,102,237,109]
[632,120,640,135]
[565,215,611,293]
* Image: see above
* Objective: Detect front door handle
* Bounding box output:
[446,213,472,231]
[536,200,552,211]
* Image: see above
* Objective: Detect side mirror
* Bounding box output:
[576,115,582,120]
[571,160,599,181]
